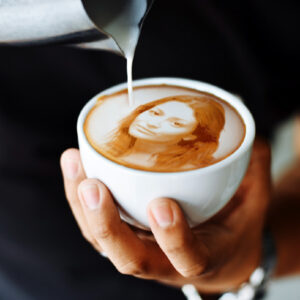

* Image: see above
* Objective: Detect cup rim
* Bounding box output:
[77,77,255,176]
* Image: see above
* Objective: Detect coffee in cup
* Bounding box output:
[84,85,245,172]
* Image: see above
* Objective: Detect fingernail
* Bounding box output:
[81,184,100,210]
[151,202,173,228]
[64,159,79,180]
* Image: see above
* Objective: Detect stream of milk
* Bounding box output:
[99,0,148,107]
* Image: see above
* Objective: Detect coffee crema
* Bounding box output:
[84,85,246,172]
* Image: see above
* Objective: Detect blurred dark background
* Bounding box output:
[0,0,299,299]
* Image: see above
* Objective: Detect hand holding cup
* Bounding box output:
[60,139,271,293]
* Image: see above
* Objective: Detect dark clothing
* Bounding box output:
[0,1,299,299]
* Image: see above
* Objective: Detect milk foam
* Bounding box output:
[85,85,245,172]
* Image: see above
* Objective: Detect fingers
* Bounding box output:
[78,180,172,279]
[248,138,271,180]
[243,138,271,207]
[148,198,209,278]
[61,151,175,279]
[60,149,95,246]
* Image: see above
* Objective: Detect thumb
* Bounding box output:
[147,198,209,278]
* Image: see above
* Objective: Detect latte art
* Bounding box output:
[84,85,245,172]
[129,101,198,142]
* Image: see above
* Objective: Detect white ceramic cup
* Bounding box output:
[77,77,255,229]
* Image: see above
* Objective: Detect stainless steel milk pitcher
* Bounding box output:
[0,0,154,55]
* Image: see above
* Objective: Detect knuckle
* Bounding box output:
[164,236,189,255]
[81,230,103,252]
[165,244,183,255]
[117,258,149,276]
[94,224,112,240]
[178,263,206,278]
[79,226,93,241]
[80,230,102,250]
[81,229,93,243]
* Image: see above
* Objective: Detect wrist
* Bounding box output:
[221,229,276,300]
[183,230,277,300]
[223,229,276,299]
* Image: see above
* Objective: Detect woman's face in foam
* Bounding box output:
[129,101,197,142]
